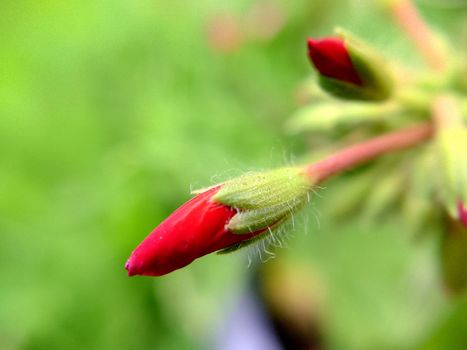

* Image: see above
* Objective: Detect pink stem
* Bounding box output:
[306,123,433,183]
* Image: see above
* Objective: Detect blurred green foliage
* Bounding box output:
[1,0,466,349]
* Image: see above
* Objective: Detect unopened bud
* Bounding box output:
[307,28,393,101]
[125,167,313,276]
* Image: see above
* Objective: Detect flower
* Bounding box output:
[307,37,362,86]
[125,167,312,276]
[306,29,393,101]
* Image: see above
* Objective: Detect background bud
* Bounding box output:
[307,28,394,101]
[307,37,362,86]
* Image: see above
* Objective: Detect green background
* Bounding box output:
[1,0,466,349]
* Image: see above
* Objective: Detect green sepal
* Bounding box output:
[212,167,311,235]
[345,40,393,101]
[213,167,310,209]
[402,149,438,236]
[227,202,299,234]
[216,240,255,254]
[216,227,281,254]
[287,99,400,134]
[318,76,383,101]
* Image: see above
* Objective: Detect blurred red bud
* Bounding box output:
[307,37,362,86]
[307,31,393,101]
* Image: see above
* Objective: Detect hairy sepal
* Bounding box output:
[212,167,311,235]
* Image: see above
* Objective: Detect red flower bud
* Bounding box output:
[126,167,311,276]
[307,37,362,86]
[458,202,467,228]
[306,31,393,101]
[125,186,261,277]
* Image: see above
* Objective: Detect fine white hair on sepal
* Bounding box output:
[247,254,252,269]
[308,184,325,230]
[311,204,322,230]
[212,163,327,260]
[209,166,245,184]
[242,201,324,268]
[243,219,296,266]
[310,185,326,198]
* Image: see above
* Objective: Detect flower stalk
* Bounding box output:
[125,11,465,277]
[306,122,433,183]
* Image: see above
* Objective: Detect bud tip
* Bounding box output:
[307,37,362,86]
[125,259,137,277]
